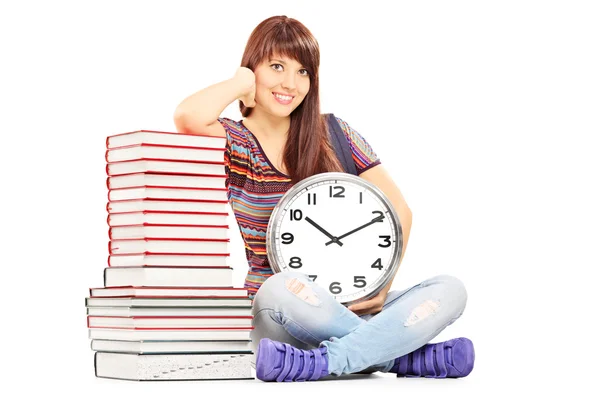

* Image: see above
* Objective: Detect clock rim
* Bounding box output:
[266,172,403,305]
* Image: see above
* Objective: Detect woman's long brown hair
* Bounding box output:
[239,15,344,184]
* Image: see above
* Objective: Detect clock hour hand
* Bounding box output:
[304,216,343,246]
[325,215,385,246]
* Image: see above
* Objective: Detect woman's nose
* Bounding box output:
[281,72,296,91]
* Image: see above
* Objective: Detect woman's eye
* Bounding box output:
[271,64,309,76]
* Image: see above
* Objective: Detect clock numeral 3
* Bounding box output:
[329,282,342,294]
[307,193,317,205]
[308,275,317,282]
[329,185,345,198]
[371,258,383,270]
[290,209,303,221]
[288,257,303,269]
[353,276,367,288]
[378,235,392,248]
[281,232,294,244]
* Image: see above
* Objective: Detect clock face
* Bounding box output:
[267,172,402,305]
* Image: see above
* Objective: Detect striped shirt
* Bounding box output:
[218,116,381,299]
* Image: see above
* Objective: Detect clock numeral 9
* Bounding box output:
[378,235,392,248]
[371,258,383,270]
[290,209,303,221]
[281,232,294,244]
[353,276,367,288]
[288,257,303,269]
[329,282,342,294]
[329,185,345,198]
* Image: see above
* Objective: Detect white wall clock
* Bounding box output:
[267,172,403,306]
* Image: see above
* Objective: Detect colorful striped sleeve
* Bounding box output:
[218,117,250,200]
[335,116,382,174]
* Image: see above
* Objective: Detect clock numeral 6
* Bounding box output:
[329,185,345,198]
[288,257,303,269]
[281,232,294,244]
[329,282,342,294]
[290,209,303,221]
[371,258,383,270]
[308,275,317,282]
[353,276,367,288]
[378,235,392,248]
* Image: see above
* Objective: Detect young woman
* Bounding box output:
[174,15,474,382]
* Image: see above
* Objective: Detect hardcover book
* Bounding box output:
[91,339,252,354]
[103,266,233,287]
[107,159,226,176]
[107,211,229,227]
[106,143,225,163]
[88,286,249,298]
[107,198,229,214]
[94,352,254,381]
[106,130,225,149]
[107,172,226,190]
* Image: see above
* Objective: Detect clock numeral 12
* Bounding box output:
[329,185,345,198]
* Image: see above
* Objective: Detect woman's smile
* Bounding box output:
[272,92,294,105]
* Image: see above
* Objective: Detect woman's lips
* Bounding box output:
[272,92,294,105]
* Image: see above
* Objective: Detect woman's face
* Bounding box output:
[253,54,311,118]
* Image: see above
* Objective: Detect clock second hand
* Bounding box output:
[304,216,343,246]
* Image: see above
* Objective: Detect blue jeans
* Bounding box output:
[250,270,468,376]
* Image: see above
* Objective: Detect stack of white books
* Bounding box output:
[86,130,254,381]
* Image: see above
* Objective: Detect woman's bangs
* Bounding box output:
[263,30,317,77]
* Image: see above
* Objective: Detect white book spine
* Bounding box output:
[109,187,227,202]
[108,212,228,227]
[94,352,253,380]
[103,267,233,287]
[108,254,229,267]
[109,239,229,254]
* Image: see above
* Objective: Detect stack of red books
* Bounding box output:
[86,130,254,381]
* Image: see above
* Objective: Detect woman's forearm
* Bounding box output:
[173,77,244,133]
[173,73,254,132]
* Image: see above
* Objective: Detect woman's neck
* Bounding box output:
[243,109,290,140]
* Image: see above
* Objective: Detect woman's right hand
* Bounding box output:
[234,67,256,108]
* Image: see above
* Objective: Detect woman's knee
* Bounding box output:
[434,274,468,314]
[252,270,308,315]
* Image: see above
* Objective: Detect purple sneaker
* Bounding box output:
[391,337,475,378]
[255,338,330,382]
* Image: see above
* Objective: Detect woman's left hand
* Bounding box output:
[347,289,388,316]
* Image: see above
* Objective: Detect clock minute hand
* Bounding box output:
[304,216,343,246]
[325,215,385,246]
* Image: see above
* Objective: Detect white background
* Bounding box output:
[2,0,598,397]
